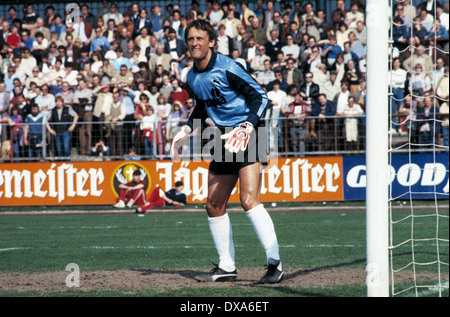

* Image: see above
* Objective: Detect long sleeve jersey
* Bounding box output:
[185,51,269,129]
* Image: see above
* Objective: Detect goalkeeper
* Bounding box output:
[171,20,283,284]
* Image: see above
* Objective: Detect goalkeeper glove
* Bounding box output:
[220,122,254,154]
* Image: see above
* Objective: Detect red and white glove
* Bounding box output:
[170,125,191,161]
[220,122,254,154]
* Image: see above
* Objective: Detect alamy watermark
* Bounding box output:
[65,263,80,288]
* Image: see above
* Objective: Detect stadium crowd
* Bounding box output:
[0,0,448,161]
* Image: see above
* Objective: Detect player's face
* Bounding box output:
[186,28,215,63]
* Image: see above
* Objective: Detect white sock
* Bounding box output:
[246,204,282,271]
[208,213,236,272]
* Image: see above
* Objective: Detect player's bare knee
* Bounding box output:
[205,200,226,217]
[240,195,259,212]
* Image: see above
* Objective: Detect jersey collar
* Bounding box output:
[193,50,217,73]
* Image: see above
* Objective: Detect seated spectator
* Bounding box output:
[300,72,320,103]
[343,60,362,95]
[136,181,187,213]
[256,59,276,89]
[282,58,304,91]
[321,35,343,66]
[113,169,148,209]
[250,45,270,72]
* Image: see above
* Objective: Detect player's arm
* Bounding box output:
[225,65,269,127]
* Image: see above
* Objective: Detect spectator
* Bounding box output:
[300,71,320,103]
[169,79,189,107]
[149,44,172,73]
[113,169,148,209]
[46,95,78,159]
[7,105,24,158]
[345,3,365,30]
[436,67,449,103]
[440,101,449,149]
[322,35,343,66]
[164,28,187,69]
[311,94,336,151]
[90,27,111,58]
[34,83,55,114]
[104,90,126,157]
[92,84,112,142]
[284,92,310,153]
[216,24,234,57]
[265,29,283,63]
[417,96,440,151]
[136,181,187,213]
[282,57,304,91]
[266,79,287,151]
[341,95,364,151]
[344,59,362,95]
[154,94,171,155]
[112,64,134,87]
[332,0,348,30]
[321,71,341,101]
[23,103,45,158]
[409,63,432,102]
[251,45,270,73]
[166,101,184,146]
[73,79,93,155]
[140,105,156,157]
[55,81,74,106]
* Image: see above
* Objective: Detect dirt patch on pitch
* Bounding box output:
[0,268,446,293]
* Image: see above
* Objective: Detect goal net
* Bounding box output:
[387,0,449,297]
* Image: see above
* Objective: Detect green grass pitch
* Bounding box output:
[0,206,448,297]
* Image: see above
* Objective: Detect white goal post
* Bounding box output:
[365,0,390,297]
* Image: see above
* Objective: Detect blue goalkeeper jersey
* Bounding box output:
[185,51,269,129]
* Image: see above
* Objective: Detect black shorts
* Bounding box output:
[208,126,268,175]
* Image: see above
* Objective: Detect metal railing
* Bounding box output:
[0,114,448,162]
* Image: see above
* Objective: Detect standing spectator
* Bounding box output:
[389,57,408,132]
[344,60,362,96]
[256,59,276,89]
[133,9,152,38]
[440,101,449,149]
[140,105,156,157]
[311,94,336,151]
[208,1,224,31]
[73,79,93,155]
[46,96,78,159]
[23,103,45,159]
[166,101,183,146]
[417,96,440,151]
[104,90,126,157]
[341,95,364,151]
[266,80,287,151]
[284,92,310,153]
[7,105,24,158]
[92,84,113,143]
[154,94,171,155]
